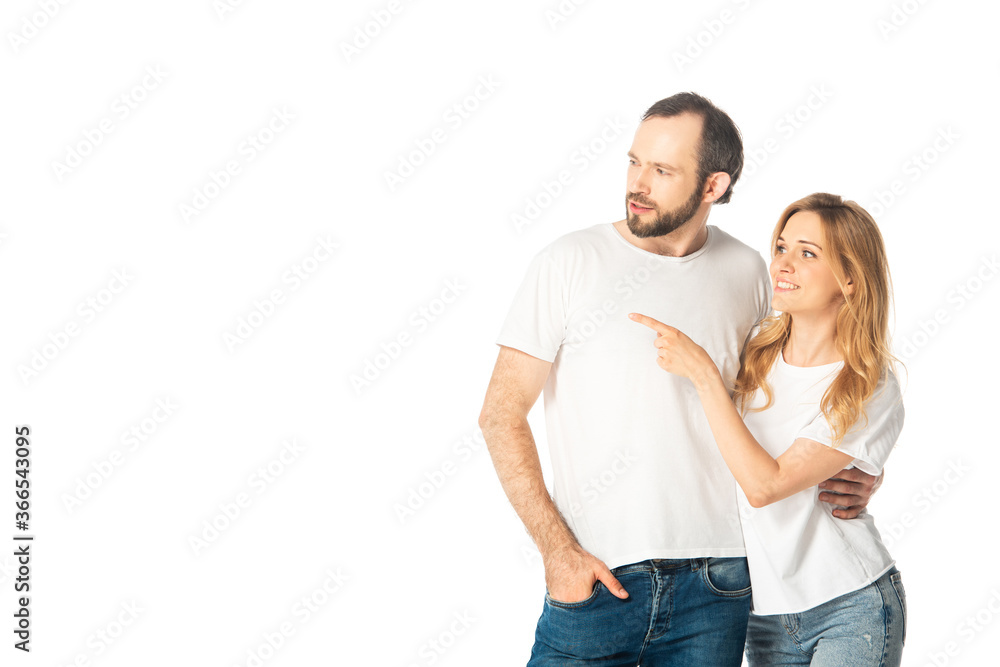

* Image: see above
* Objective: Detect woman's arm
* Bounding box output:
[629,313,853,507]
[691,366,853,507]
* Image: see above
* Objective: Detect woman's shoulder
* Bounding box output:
[869,366,904,414]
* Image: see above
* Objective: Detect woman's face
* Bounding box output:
[769,211,849,319]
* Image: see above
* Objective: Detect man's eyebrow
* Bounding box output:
[776,234,823,250]
[627,152,680,172]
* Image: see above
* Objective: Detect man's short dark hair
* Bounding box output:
[642,92,743,204]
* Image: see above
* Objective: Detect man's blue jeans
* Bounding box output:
[527,558,752,666]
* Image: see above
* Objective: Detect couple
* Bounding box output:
[479,92,906,666]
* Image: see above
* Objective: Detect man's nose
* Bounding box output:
[628,169,650,194]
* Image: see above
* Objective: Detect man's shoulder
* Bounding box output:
[534,222,616,260]
[707,226,768,268]
[708,225,762,256]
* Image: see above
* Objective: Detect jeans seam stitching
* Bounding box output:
[703,558,752,598]
[782,614,812,657]
[648,573,674,642]
[876,574,892,666]
[890,575,906,646]
[637,571,659,662]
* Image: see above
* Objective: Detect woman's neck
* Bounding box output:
[783,314,841,367]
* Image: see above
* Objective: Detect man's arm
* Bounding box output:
[478,346,628,602]
[820,468,884,519]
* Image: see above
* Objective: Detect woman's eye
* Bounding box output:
[803,250,816,258]
[775,245,786,254]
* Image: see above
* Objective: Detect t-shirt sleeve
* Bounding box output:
[495,248,568,363]
[796,372,904,475]
[738,254,772,364]
[755,253,773,325]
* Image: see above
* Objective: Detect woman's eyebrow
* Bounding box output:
[777,235,823,250]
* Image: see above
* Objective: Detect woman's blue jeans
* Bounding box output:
[527,557,752,666]
[745,566,907,666]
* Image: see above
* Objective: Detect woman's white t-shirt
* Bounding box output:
[739,353,905,615]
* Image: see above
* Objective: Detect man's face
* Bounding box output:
[625,114,707,238]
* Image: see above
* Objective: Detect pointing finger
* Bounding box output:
[628,312,674,335]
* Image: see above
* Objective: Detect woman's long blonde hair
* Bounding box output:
[732,193,896,446]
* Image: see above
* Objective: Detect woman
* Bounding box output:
[630,193,907,665]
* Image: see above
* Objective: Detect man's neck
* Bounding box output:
[612,213,710,257]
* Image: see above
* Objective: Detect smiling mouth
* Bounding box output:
[776,281,800,290]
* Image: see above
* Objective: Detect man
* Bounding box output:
[478,92,881,665]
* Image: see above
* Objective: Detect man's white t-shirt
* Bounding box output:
[497,222,770,569]
[739,353,905,615]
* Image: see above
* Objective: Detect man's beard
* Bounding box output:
[626,177,706,238]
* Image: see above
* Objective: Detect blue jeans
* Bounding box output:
[745,567,907,666]
[527,558,752,666]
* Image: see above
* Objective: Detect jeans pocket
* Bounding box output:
[545,581,605,609]
[890,571,907,645]
[702,557,752,597]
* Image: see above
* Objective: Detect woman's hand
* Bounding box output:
[628,313,719,387]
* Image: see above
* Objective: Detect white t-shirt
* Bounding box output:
[739,352,905,615]
[497,222,770,568]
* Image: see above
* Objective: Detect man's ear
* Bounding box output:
[703,172,731,203]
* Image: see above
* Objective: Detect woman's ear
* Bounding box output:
[844,277,855,296]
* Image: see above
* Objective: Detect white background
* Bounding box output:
[2,0,998,665]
